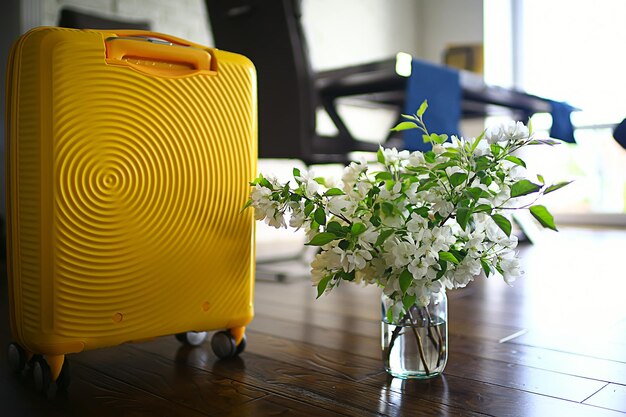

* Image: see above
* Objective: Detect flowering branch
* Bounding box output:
[246,100,570,319]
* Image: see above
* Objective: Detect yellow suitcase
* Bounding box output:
[5,27,257,392]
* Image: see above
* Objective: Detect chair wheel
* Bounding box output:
[175,331,207,347]
[32,356,51,394]
[211,331,246,359]
[7,342,27,373]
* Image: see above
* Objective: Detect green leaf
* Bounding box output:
[325,188,345,196]
[390,121,419,131]
[314,207,326,225]
[504,155,527,168]
[260,177,272,188]
[424,151,436,163]
[470,130,486,153]
[377,147,385,164]
[475,156,491,171]
[456,207,471,230]
[439,251,459,265]
[480,259,492,277]
[436,259,448,280]
[537,174,545,185]
[337,269,355,281]
[529,205,558,231]
[293,167,301,180]
[314,177,326,186]
[305,232,338,246]
[370,215,381,227]
[316,275,332,298]
[449,172,468,187]
[510,179,541,198]
[375,229,395,247]
[304,201,314,217]
[401,113,417,121]
[241,199,252,212]
[402,294,417,312]
[449,248,466,263]
[326,221,345,236]
[351,223,367,236]
[466,187,487,201]
[289,193,302,202]
[417,100,428,117]
[381,202,394,217]
[422,134,432,144]
[399,269,413,294]
[375,171,393,181]
[413,206,429,218]
[386,308,394,325]
[474,204,492,213]
[544,181,573,194]
[434,134,448,144]
[491,213,512,237]
[490,143,503,156]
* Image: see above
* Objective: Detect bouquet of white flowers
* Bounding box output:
[246,101,569,378]
[247,101,568,313]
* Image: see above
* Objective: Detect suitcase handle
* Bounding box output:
[105,34,216,77]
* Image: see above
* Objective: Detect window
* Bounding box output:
[484,0,626,220]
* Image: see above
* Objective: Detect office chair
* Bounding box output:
[207,0,379,165]
[58,7,151,30]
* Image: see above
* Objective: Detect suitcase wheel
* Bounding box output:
[211,331,247,359]
[7,342,27,373]
[32,356,52,394]
[8,343,70,395]
[175,331,208,347]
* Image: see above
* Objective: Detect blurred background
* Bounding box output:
[1,0,625,258]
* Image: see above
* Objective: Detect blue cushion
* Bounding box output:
[403,59,461,151]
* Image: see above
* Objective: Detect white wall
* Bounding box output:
[39,0,212,46]
[302,0,421,70]
[419,0,483,64]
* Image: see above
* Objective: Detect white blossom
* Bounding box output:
[408,151,425,166]
[383,147,409,165]
[295,169,320,198]
[245,115,566,318]
[499,252,523,285]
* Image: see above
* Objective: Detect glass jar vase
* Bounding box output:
[381,290,448,379]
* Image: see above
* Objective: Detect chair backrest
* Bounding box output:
[207,0,317,161]
[58,7,151,30]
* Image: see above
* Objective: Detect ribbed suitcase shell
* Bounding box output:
[5,27,256,360]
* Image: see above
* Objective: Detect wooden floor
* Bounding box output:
[2,227,626,416]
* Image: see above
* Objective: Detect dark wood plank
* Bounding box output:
[255,297,525,343]
[223,394,358,417]
[585,384,626,413]
[250,312,610,403]
[2,227,625,416]
[362,372,625,417]
[73,343,268,415]
[131,336,490,417]
[245,330,385,382]
[450,334,626,385]
[0,355,209,417]
[447,351,607,402]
